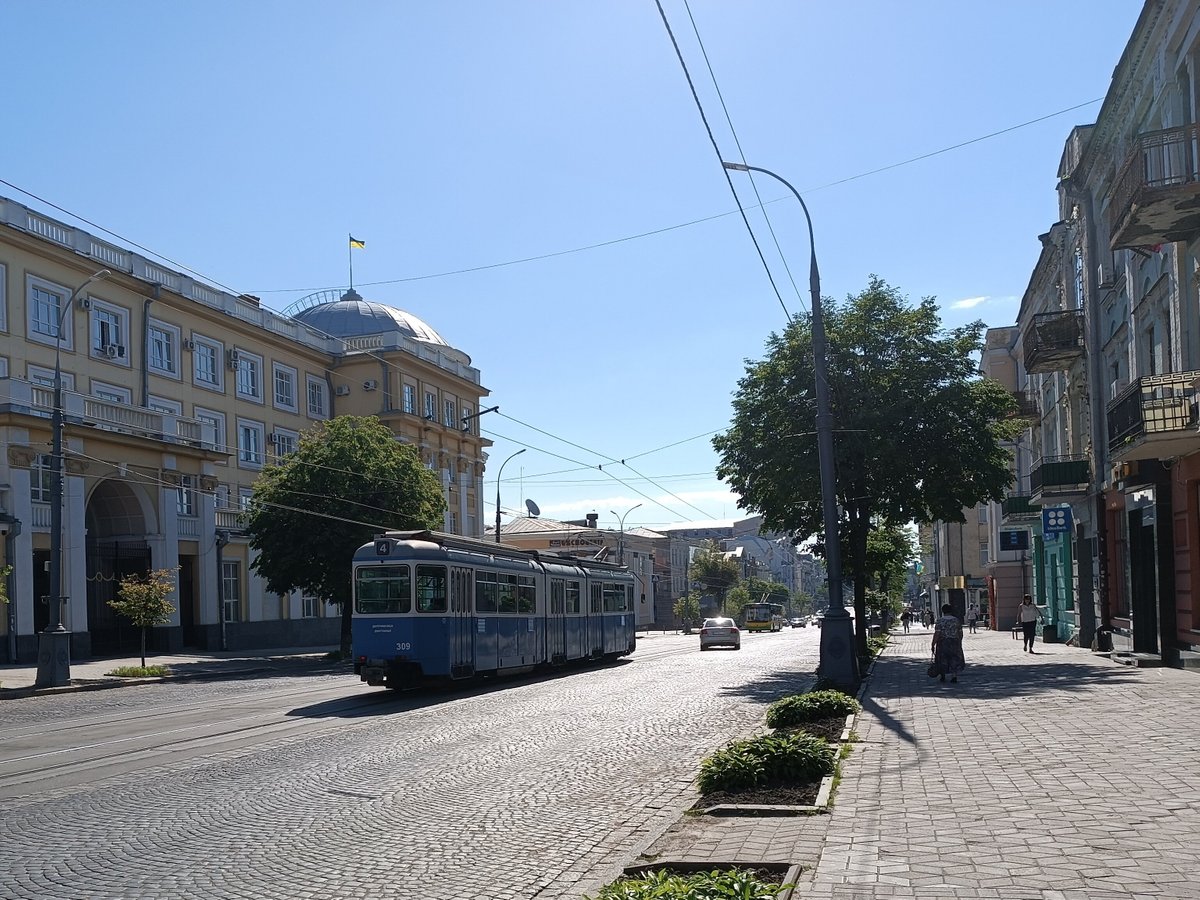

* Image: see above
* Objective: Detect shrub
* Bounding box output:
[106,665,170,678]
[698,731,834,795]
[765,689,861,729]
[589,868,786,900]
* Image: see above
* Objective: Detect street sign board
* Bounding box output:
[999,530,1030,551]
[1043,506,1072,536]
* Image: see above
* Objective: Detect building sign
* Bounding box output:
[1042,507,1072,536]
[938,576,965,589]
[549,538,603,548]
[999,530,1030,551]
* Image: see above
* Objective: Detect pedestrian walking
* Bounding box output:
[966,603,979,634]
[931,603,965,683]
[901,609,911,633]
[1015,594,1043,653]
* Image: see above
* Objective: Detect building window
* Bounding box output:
[270,428,298,460]
[222,560,241,624]
[978,506,988,524]
[236,352,263,401]
[27,365,74,390]
[301,593,322,618]
[28,277,70,347]
[92,382,132,404]
[403,383,416,414]
[237,419,265,468]
[307,376,327,418]
[195,408,227,454]
[273,363,297,411]
[443,398,456,427]
[193,338,222,389]
[148,396,182,415]
[148,320,179,376]
[461,405,473,434]
[0,262,6,332]
[979,543,989,569]
[178,474,196,517]
[30,454,52,502]
[90,304,128,362]
[424,390,436,420]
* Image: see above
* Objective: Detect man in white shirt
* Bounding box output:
[1016,594,1042,653]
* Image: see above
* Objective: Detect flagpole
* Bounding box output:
[348,233,354,291]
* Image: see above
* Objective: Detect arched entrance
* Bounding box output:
[85,478,156,656]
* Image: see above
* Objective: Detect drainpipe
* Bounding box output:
[2,516,21,663]
[141,286,158,408]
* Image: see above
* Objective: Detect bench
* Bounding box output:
[1011,624,1021,640]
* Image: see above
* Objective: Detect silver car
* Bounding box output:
[699,617,741,650]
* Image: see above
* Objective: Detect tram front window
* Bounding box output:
[355,566,411,614]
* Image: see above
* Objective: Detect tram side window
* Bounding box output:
[416,565,448,613]
[565,581,581,614]
[590,583,602,614]
[498,573,518,614]
[603,582,628,612]
[355,566,411,614]
[476,570,498,613]
[518,575,537,613]
[550,580,565,614]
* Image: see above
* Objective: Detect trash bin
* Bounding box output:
[1095,627,1113,653]
[869,625,882,638]
[1041,624,1058,643]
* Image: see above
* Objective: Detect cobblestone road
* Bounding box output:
[0,628,820,900]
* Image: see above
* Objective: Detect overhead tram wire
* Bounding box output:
[652,0,791,321]
[682,0,804,311]
[493,427,725,484]
[3,97,1103,301]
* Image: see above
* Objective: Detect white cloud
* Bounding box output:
[950,295,988,310]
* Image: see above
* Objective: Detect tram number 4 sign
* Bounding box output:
[1042,507,1072,536]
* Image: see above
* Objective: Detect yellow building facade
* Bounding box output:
[0,196,490,662]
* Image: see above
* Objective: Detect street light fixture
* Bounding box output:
[610,503,643,565]
[35,268,111,688]
[722,161,858,687]
[494,448,526,543]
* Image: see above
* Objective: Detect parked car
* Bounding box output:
[699,617,741,650]
[789,617,806,628]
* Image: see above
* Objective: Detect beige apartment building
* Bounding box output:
[0,196,489,662]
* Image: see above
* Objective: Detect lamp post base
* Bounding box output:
[817,608,859,689]
[34,629,72,688]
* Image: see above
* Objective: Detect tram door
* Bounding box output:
[588,582,604,658]
[450,567,474,678]
[547,578,567,663]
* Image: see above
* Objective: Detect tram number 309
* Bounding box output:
[395,642,412,651]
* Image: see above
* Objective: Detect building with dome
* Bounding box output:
[0,195,490,662]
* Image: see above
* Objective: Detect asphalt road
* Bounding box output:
[0,625,822,900]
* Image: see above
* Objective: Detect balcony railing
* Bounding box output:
[1030,455,1090,498]
[1107,371,1200,461]
[1109,122,1200,249]
[1001,495,1040,521]
[1008,390,1039,420]
[216,509,248,533]
[1023,309,1085,374]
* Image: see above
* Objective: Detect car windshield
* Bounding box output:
[704,618,735,628]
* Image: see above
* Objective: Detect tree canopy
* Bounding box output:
[688,541,741,614]
[713,276,1018,657]
[246,415,446,654]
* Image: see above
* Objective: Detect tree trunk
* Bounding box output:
[140,626,147,669]
[849,518,871,660]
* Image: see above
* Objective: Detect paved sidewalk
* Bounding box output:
[0,645,339,697]
[644,628,1200,899]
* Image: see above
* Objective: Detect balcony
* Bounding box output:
[1023,309,1085,374]
[1001,495,1041,522]
[1008,390,1039,420]
[1109,123,1200,250]
[1030,455,1090,504]
[1107,371,1200,462]
[216,509,248,534]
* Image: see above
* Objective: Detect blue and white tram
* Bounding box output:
[352,530,638,689]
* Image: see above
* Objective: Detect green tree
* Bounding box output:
[791,590,815,617]
[862,521,916,598]
[713,277,1018,659]
[109,567,178,668]
[246,416,446,656]
[688,541,741,615]
[672,594,702,632]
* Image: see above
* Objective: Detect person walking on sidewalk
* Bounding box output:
[901,609,911,633]
[1016,594,1042,653]
[966,604,979,634]
[931,603,965,683]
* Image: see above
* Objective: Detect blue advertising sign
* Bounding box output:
[1042,507,1072,536]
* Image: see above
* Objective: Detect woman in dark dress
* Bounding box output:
[931,603,965,683]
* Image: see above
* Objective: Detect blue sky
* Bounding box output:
[3,1,1142,533]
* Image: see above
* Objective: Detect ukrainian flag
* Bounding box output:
[349,235,365,249]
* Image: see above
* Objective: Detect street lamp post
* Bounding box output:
[494,448,526,543]
[610,503,643,565]
[35,268,110,688]
[722,161,858,686]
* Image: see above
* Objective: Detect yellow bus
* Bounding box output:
[741,602,787,633]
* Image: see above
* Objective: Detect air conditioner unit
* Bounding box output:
[362,379,378,391]
[335,385,351,396]
[182,338,196,351]
[78,297,92,310]
[226,349,240,369]
[104,344,125,359]
[269,432,282,447]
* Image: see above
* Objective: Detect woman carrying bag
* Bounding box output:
[930,603,966,683]
[1015,593,1043,653]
